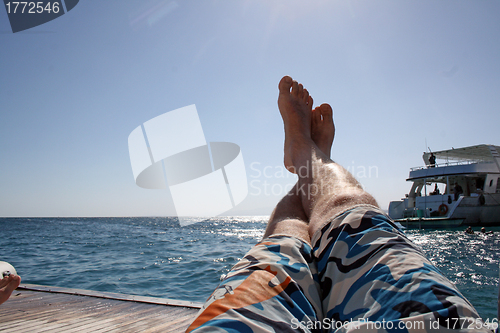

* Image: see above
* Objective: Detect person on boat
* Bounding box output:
[429,152,436,167]
[430,183,440,195]
[187,76,488,332]
[0,273,21,305]
[465,226,474,234]
[454,182,463,201]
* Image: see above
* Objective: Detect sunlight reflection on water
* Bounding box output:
[406,228,499,319]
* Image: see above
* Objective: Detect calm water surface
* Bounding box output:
[1,218,498,320]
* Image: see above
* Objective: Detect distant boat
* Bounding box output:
[389,144,500,228]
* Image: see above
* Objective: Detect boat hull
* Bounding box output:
[449,194,500,225]
[395,218,465,229]
[390,194,500,227]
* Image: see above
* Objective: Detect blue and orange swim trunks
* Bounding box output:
[187,205,489,332]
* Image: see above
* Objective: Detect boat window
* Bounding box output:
[497,177,500,193]
[476,178,485,191]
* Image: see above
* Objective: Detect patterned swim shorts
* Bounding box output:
[187,205,489,332]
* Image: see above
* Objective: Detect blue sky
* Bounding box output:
[1,0,499,217]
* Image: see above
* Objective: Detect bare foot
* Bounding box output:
[311,103,335,158]
[277,76,314,173]
[0,274,21,305]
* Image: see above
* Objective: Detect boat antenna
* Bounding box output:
[425,139,432,153]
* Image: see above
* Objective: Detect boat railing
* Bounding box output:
[410,159,492,171]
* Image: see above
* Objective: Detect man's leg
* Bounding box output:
[262,184,310,244]
[263,102,336,245]
[188,82,343,332]
[278,75,487,332]
[277,76,377,234]
[188,85,334,332]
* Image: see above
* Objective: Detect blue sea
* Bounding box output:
[1,217,498,321]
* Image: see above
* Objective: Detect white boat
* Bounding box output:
[389,144,500,228]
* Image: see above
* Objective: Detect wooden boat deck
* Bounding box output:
[0,284,203,332]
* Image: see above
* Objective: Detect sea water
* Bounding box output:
[1,217,498,321]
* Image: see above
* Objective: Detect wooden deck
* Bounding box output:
[0,284,203,332]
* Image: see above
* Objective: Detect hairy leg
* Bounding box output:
[262,184,310,243]
[263,92,339,243]
[277,76,377,238]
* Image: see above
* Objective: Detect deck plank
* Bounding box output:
[92,305,179,332]
[3,295,106,328]
[0,285,201,333]
[113,307,192,332]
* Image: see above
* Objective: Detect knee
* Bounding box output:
[315,190,378,220]
[332,189,377,209]
[263,218,311,244]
